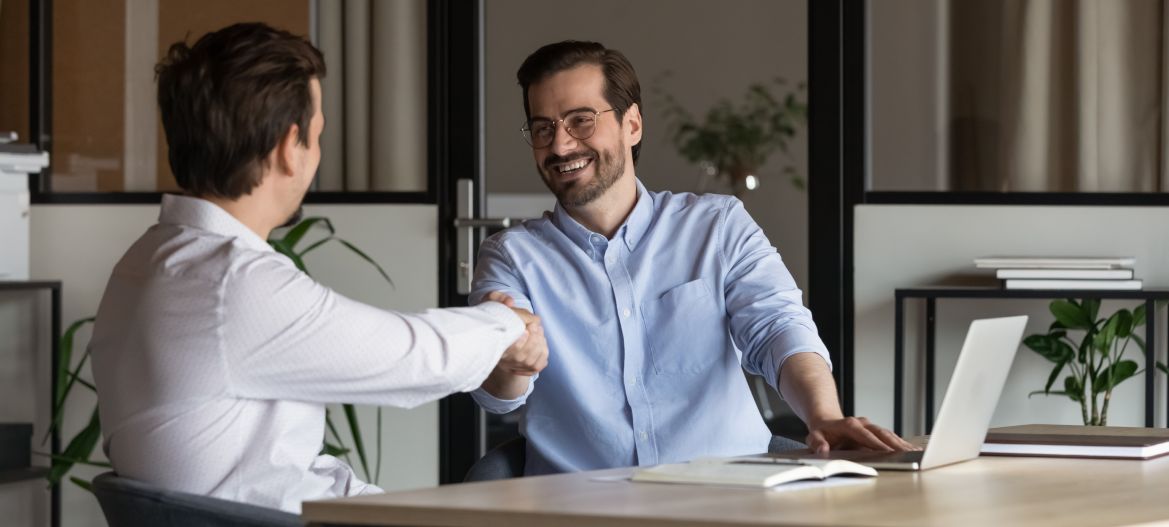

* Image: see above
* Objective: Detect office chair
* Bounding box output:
[464,436,527,482]
[463,435,808,482]
[92,472,303,527]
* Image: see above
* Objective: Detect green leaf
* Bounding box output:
[45,317,96,445]
[1096,360,1139,394]
[1157,361,1169,375]
[1082,298,1101,325]
[1132,334,1147,354]
[278,217,334,251]
[343,404,371,482]
[1050,300,1093,330]
[1044,360,1067,394]
[1028,390,1070,398]
[69,476,93,494]
[1093,314,1119,354]
[1133,303,1148,327]
[48,408,101,487]
[1064,376,1083,403]
[321,442,350,457]
[336,239,394,288]
[297,236,334,258]
[1115,309,1134,338]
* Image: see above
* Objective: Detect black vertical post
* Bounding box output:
[808,0,865,415]
[50,284,60,527]
[924,297,936,434]
[1145,299,1155,427]
[432,0,483,485]
[29,0,52,192]
[894,293,904,436]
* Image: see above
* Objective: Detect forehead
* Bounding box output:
[527,64,606,117]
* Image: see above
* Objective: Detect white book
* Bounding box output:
[1004,279,1143,291]
[631,457,877,488]
[974,256,1135,270]
[995,268,1134,280]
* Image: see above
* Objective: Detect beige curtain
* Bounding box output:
[316,0,427,192]
[950,0,1165,192]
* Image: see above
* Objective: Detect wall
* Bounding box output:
[482,0,810,296]
[854,205,1169,436]
[2,202,440,526]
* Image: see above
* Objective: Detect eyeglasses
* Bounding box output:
[521,108,616,149]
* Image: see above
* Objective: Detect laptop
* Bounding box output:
[768,315,1028,471]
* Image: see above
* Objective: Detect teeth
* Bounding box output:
[556,159,590,173]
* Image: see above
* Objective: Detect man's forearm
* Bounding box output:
[480,367,532,400]
[777,352,844,428]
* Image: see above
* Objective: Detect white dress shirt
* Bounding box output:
[89,194,522,513]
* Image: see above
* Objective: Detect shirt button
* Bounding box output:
[639,431,649,440]
[606,255,616,264]
[622,308,631,318]
[627,377,637,386]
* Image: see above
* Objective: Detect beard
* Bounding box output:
[539,144,625,208]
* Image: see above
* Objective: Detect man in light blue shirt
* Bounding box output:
[470,41,912,475]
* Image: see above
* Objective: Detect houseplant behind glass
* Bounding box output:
[657,76,806,197]
[46,216,393,490]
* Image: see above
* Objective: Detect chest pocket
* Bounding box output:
[640,279,728,374]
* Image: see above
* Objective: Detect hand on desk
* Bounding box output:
[805,416,918,453]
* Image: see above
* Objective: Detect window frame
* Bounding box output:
[25,0,437,205]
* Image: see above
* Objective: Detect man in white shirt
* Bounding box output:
[88,23,547,514]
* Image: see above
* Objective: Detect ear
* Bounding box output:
[272,123,303,178]
[624,103,643,147]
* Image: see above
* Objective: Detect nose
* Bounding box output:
[550,122,579,155]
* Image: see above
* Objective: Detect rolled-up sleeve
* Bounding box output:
[719,198,832,394]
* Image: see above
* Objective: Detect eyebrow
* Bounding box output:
[530,106,599,121]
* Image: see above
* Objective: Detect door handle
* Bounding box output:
[453,179,529,295]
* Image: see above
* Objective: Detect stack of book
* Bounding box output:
[974,256,1141,290]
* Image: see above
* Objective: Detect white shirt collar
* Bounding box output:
[158,193,274,252]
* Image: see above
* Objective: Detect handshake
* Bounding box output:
[487,291,549,377]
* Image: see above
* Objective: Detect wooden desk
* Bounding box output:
[303,455,1169,527]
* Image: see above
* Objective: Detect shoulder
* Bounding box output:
[648,189,742,222]
[481,212,555,250]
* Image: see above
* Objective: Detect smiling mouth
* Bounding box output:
[551,157,593,177]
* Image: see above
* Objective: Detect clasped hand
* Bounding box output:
[487,291,548,376]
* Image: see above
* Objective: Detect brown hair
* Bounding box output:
[517,41,642,164]
[156,22,325,199]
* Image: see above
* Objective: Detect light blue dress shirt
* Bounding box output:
[470,180,831,475]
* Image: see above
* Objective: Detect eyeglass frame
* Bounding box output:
[520,108,617,149]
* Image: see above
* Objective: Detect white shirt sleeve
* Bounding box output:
[221,252,524,409]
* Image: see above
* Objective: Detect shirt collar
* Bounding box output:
[158,194,274,252]
[551,179,653,256]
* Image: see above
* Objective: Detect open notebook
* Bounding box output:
[631,457,877,488]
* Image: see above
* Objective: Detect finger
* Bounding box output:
[486,291,515,307]
[510,330,529,349]
[805,431,830,453]
[848,425,894,451]
[869,425,914,451]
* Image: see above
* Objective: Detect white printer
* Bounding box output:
[0,140,50,280]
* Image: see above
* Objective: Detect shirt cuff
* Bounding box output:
[471,372,538,414]
[447,302,525,393]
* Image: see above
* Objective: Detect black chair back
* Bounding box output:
[92,472,303,527]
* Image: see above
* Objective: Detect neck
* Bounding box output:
[201,192,280,240]
[564,174,638,239]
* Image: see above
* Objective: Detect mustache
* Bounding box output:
[543,152,595,171]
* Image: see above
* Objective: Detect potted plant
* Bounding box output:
[1023,298,1149,426]
[657,77,806,197]
[46,216,393,490]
